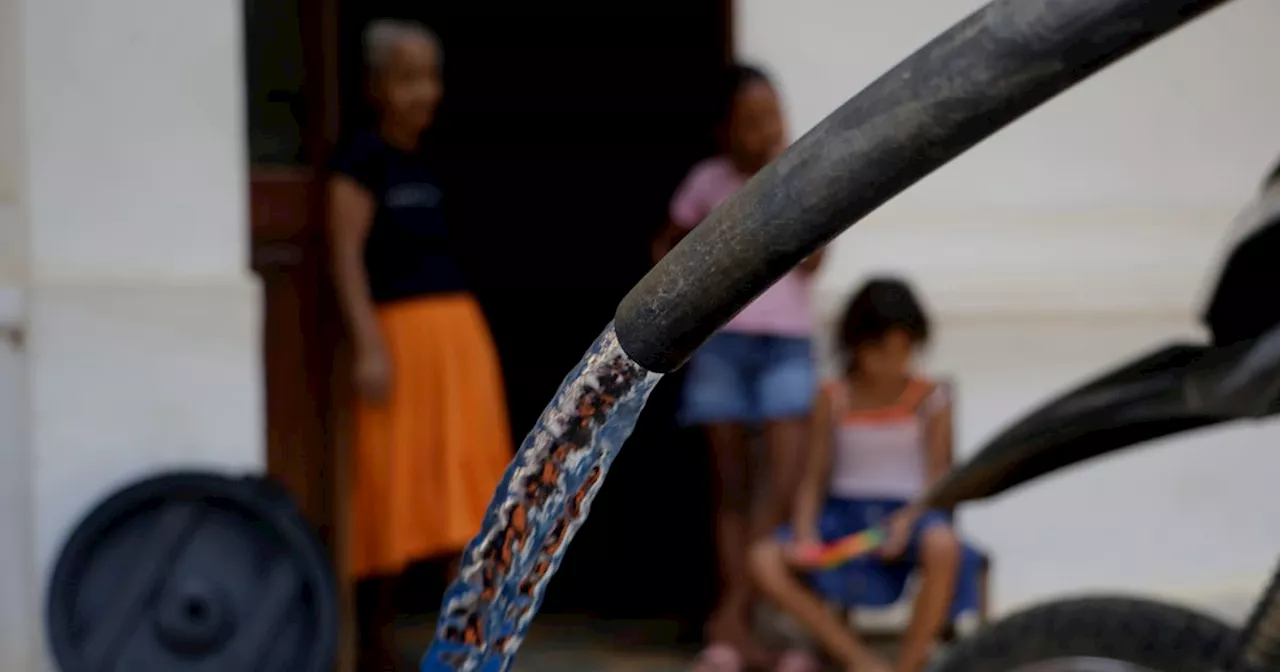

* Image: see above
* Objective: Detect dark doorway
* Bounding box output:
[336,3,730,626]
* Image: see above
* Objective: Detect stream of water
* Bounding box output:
[420,324,663,672]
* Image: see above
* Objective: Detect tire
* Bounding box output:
[46,471,338,672]
[934,596,1238,672]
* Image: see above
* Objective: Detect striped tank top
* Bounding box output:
[825,377,950,501]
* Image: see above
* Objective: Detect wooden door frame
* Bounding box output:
[249,0,342,540]
[248,0,349,667]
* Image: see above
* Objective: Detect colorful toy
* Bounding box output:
[794,527,887,570]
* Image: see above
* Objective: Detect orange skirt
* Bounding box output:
[350,293,513,579]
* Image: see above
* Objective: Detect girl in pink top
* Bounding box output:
[653,64,824,671]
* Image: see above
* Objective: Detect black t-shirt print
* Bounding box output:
[330,131,468,303]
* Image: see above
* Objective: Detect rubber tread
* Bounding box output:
[934,596,1238,672]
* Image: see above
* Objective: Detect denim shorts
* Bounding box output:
[679,331,817,425]
[773,497,983,615]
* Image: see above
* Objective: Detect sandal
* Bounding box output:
[691,642,745,671]
[774,650,822,672]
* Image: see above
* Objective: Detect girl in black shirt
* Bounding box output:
[328,19,512,671]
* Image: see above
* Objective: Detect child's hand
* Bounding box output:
[788,539,824,567]
[877,509,916,561]
[798,249,824,274]
[354,344,393,404]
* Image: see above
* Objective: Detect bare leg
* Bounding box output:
[754,417,811,664]
[897,526,961,672]
[756,416,810,537]
[749,539,891,672]
[443,553,462,582]
[356,574,400,672]
[699,421,770,667]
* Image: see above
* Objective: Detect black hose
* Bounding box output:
[614,0,1232,373]
[1232,557,1280,671]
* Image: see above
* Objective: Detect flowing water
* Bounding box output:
[420,324,663,672]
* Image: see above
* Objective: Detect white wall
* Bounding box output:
[740,0,1280,621]
[0,0,262,669]
[0,0,36,667]
[0,301,34,672]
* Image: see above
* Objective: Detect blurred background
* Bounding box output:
[3,0,1280,670]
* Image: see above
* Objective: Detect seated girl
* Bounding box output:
[748,277,982,672]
